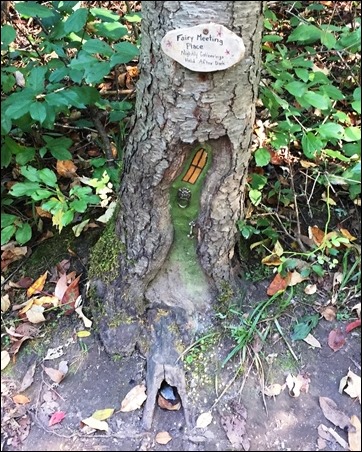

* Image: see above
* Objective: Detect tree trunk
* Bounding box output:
[90,0,263,430]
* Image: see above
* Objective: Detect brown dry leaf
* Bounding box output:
[155,431,172,445]
[20,362,37,392]
[1,350,11,370]
[196,411,213,429]
[9,276,33,289]
[56,160,78,178]
[304,284,317,295]
[26,305,46,323]
[303,333,321,348]
[309,225,325,247]
[288,271,307,287]
[1,294,11,313]
[60,274,81,315]
[35,206,52,219]
[13,394,30,404]
[349,415,361,451]
[320,305,337,322]
[9,336,32,356]
[27,271,48,297]
[319,396,356,432]
[33,296,59,308]
[19,298,35,315]
[1,245,28,270]
[352,303,361,318]
[120,384,147,412]
[340,228,357,242]
[339,370,361,403]
[318,424,349,449]
[261,254,283,266]
[328,328,346,352]
[300,160,318,168]
[81,417,109,431]
[220,401,249,451]
[54,273,68,301]
[263,383,285,397]
[43,365,66,384]
[267,273,290,296]
[286,373,310,397]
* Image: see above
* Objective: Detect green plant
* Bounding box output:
[1,1,140,246]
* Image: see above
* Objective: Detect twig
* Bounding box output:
[88,106,115,165]
[288,162,307,252]
[125,1,139,41]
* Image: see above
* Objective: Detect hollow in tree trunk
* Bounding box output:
[89,0,264,429]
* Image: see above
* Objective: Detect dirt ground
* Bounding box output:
[1,234,361,452]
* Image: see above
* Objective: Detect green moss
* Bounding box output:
[88,213,125,283]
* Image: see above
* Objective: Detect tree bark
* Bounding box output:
[90,0,263,430]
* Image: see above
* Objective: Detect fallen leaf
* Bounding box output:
[303,333,321,348]
[36,206,52,218]
[288,271,307,286]
[20,362,37,392]
[44,346,65,360]
[263,383,285,397]
[304,284,317,295]
[1,350,11,370]
[56,160,77,178]
[320,305,337,321]
[267,273,290,296]
[27,271,48,297]
[9,276,33,289]
[346,319,361,333]
[196,411,213,428]
[349,415,361,451]
[155,431,172,445]
[339,370,361,403]
[351,303,361,318]
[340,228,357,242]
[49,411,66,427]
[81,417,109,431]
[75,307,93,328]
[319,396,356,432]
[1,294,11,313]
[54,273,68,301]
[309,225,325,247]
[328,328,346,352]
[72,219,90,237]
[120,384,147,412]
[261,254,283,266]
[286,373,310,397]
[61,274,81,315]
[43,365,66,384]
[77,330,91,338]
[9,336,31,355]
[221,401,249,451]
[26,305,46,323]
[300,160,318,168]
[13,394,30,404]
[318,423,349,449]
[91,408,114,421]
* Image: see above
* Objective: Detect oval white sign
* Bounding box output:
[161,23,245,72]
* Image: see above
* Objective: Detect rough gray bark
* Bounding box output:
[91,3,263,427]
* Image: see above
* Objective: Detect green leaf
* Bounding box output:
[320,85,344,101]
[5,91,35,119]
[124,13,142,22]
[291,314,319,341]
[90,7,120,22]
[15,223,32,245]
[29,102,47,124]
[321,30,337,49]
[1,213,17,228]
[343,127,361,142]
[110,42,140,65]
[294,68,309,83]
[312,264,325,277]
[70,198,88,213]
[94,22,128,41]
[323,149,350,162]
[249,189,262,206]
[20,166,40,182]
[15,148,36,166]
[9,182,41,197]
[31,189,54,201]
[49,148,72,160]
[84,61,111,84]
[83,39,114,57]
[64,8,88,34]
[301,132,323,159]
[38,168,58,188]
[43,136,73,161]
[262,35,283,43]
[27,66,47,93]
[1,225,16,246]
[15,2,55,18]
[302,91,330,110]
[318,122,344,140]
[254,148,271,167]
[343,142,361,157]
[250,173,267,190]
[287,24,321,44]
[285,81,307,97]
[1,25,16,48]
[1,146,12,168]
